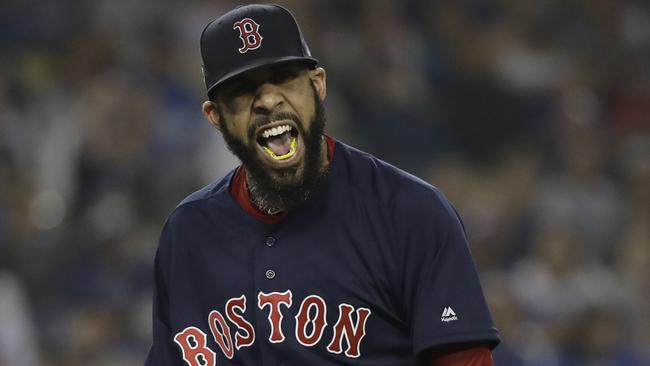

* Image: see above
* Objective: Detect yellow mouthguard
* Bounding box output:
[262,137,297,160]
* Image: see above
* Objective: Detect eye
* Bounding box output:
[230,84,253,96]
[221,80,256,99]
[270,68,299,84]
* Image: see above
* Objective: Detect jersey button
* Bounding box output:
[265,269,276,280]
[265,236,276,247]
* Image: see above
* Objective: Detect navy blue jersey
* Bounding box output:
[145,140,499,365]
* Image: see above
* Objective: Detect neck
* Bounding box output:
[246,170,285,215]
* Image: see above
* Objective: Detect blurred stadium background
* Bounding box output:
[1,0,649,365]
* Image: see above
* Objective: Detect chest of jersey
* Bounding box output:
[164,189,416,365]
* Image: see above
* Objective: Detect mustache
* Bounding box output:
[248,112,302,139]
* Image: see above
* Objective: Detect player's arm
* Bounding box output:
[145,223,183,365]
[391,187,500,362]
[424,343,494,366]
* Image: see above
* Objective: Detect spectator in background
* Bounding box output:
[559,306,650,366]
[0,271,41,366]
[536,121,622,260]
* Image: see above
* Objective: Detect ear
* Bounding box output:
[202,101,221,130]
[310,67,327,101]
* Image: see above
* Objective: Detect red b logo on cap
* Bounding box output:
[233,18,263,54]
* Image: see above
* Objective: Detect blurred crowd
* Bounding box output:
[1,0,649,365]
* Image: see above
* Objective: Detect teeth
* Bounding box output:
[261,124,293,139]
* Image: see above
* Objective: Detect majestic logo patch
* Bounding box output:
[441,306,458,322]
[233,18,263,53]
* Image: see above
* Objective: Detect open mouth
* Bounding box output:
[255,120,303,165]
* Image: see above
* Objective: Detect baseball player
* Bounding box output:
[145,4,500,366]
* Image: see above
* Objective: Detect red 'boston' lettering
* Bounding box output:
[225,295,255,350]
[258,290,293,343]
[326,304,372,358]
[295,295,328,346]
[232,18,263,53]
[208,310,234,359]
[174,326,217,366]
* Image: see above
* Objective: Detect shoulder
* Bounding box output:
[155,169,238,257]
[165,169,237,228]
[333,140,453,215]
[177,169,235,208]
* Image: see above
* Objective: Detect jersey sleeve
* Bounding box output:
[392,187,500,357]
[145,223,183,365]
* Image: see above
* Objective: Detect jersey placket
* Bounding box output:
[252,227,288,365]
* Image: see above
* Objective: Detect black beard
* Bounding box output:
[219,83,328,213]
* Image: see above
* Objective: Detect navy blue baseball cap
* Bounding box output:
[200,4,318,99]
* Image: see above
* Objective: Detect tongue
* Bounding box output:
[266,132,292,156]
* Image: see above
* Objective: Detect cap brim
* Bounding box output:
[206,56,318,99]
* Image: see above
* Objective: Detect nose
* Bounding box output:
[253,82,284,115]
